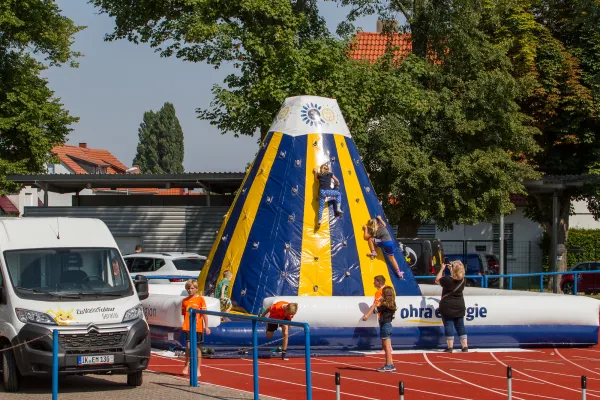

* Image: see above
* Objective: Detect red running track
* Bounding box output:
[148,340,600,399]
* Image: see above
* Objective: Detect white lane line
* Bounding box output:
[525,368,600,381]
[490,352,600,398]
[244,358,471,400]
[449,368,542,384]
[554,347,600,377]
[424,354,524,399]
[492,388,565,400]
[206,364,376,400]
[317,356,461,385]
[502,355,563,364]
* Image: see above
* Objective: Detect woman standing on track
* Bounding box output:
[435,260,468,353]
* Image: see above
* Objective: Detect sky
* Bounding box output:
[43,1,382,173]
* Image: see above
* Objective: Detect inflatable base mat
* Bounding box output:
[148,321,599,351]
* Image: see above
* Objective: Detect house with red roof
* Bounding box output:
[9,142,191,215]
[345,22,600,276]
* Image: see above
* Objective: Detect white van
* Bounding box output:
[0,217,151,392]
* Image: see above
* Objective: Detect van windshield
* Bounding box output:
[4,248,133,301]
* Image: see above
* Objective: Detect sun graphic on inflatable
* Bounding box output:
[276,105,291,121]
[300,103,326,126]
[321,107,337,123]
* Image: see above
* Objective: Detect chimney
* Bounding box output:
[79,143,87,148]
[376,19,398,34]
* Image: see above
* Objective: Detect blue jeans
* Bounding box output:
[318,189,341,222]
[442,317,467,341]
[380,322,393,340]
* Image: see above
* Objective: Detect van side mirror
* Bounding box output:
[134,275,149,301]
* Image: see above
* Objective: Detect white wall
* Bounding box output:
[570,200,600,230]
[434,207,544,274]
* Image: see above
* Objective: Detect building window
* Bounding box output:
[493,223,514,256]
[47,164,55,174]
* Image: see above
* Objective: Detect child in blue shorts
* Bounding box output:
[375,286,397,372]
[363,215,403,279]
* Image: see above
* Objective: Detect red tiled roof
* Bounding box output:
[349,32,412,62]
[52,145,128,174]
[0,196,19,214]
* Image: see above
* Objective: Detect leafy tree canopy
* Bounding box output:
[0,0,83,192]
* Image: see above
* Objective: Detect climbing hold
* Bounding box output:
[355,198,360,203]
[347,170,352,175]
[288,213,295,222]
[241,289,247,296]
[313,285,319,292]
[313,140,318,147]
[314,256,319,261]
[345,271,351,277]
[342,240,347,247]
[266,196,272,204]
[253,242,259,249]
[295,160,302,167]
[292,186,298,194]
[285,243,290,249]
[279,151,286,158]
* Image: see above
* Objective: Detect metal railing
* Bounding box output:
[415,270,600,294]
[188,308,313,400]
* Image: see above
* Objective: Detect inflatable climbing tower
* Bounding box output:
[198,96,421,314]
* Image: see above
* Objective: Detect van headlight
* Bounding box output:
[15,308,56,325]
[122,304,143,323]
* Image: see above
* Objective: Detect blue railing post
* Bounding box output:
[509,276,513,290]
[252,319,259,400]
[574,272,578,296]
[484,274,488,288]
[190,310,198,387]
[52,329,58,400]
[540,274,544,292]
[304,324,312,400]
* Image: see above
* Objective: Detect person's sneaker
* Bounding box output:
[462,347,469,353]
[444,348,453,353]
[271,346,282,353]
[376,364,395,372]
[281,352,289,361]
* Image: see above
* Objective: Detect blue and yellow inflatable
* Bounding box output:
[198,96,420,314]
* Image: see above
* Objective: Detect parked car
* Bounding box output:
[560,261,600,295]
[397,238,445,284]
[444,253,486,287]
[123,252,206,283]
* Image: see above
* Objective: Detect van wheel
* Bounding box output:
[2,348,20,392]
[127,371,143,386]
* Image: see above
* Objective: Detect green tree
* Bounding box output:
[482,0,600,278]
[93,0,540,237]
[0,0,83,192]
[133,102,185,173]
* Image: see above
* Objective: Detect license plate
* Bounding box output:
[77,355,114,365]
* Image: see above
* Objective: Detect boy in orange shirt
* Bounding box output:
[181,279,211,376]
[362,275,386,321]
[261,301,298,360]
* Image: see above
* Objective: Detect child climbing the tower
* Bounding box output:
[363,215,403,279]
[216,270,233,315]
[181,279,211,377]
[260,301,298,360]
[313,163,343,228]
[375,286,397,372]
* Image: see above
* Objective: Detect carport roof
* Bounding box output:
[7,172,245,194]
